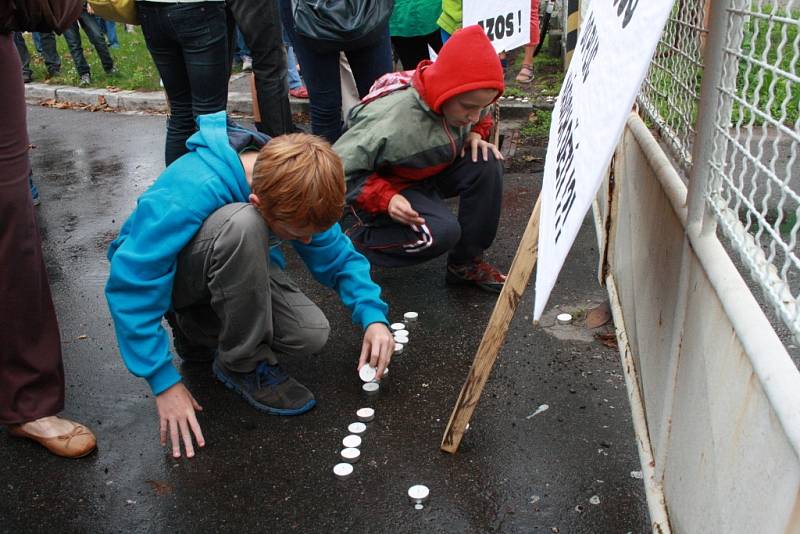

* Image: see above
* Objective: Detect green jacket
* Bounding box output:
[390,0,441,37]
[334,75,491,214]
[436,0,462,35]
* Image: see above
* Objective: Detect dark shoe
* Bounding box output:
[46,68,60,79]
[165,312,215,362]
[213,359,316,415]
[22,71,33,83]
[446,258,507,293]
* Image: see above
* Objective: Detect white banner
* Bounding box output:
[463,0,531,53]
[533,0,674,321]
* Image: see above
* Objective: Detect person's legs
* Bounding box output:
[346,186,461,268]
[391,34,435,70]
[278,0,343,142]
[12,32,32,82]
[32,32,43,54]
[229,0,294,137]
[516,0,540,83]
[343,25,393,98]
[0,34,64,426]
[172,203,324,414]
[434,153,506,292]
[284,40,302,90]
[435,153,504,263]
[138,3,191,164]
[235,27,253,70]
[106,20,120,48]
[176,3,229,142]
[77,11,115,72]
[38,32,61,76]
[62,22,91,77]
[138,1,229,165]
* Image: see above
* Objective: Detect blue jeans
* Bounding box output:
[278,0,392,143]
[235,27,250,59]
[63,10,115,75]
[93,16,120,47]
[138,1,230,165]
[282,28,302,90]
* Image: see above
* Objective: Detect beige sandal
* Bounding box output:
[515,64,534,84]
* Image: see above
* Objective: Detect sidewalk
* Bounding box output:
[23,71,539,119]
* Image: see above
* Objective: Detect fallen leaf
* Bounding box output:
[77,334,88,340]
[594,331,618,349]
[585,301,612,329]
[145,479,174,496]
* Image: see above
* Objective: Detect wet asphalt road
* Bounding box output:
[0,107,647,533]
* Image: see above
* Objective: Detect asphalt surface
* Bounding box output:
[0,107,647,533]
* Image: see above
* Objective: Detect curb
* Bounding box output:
[24,82,545,119]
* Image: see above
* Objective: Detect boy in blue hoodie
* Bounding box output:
[106,111,394,458]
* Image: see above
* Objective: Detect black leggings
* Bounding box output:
[391,30,442,70]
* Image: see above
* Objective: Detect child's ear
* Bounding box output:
[249,193,262,208]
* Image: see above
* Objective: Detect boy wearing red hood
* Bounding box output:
[334,26,507,293]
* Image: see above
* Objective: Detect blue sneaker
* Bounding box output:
[29,175,40,206]
[213,359,316,415]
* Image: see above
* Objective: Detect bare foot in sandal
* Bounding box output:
[516,64,534,84]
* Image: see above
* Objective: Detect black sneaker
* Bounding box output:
[446,258,507,293]
[165,312,215,362]
[213,360,316,415]
[22,71,33,83]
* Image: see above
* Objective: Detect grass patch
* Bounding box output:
[519,108,552,142]
[647,4,799,129]
[742,207,799,238]
[504,86,527,98]
[23,26,161,91]
[733,4,799,126]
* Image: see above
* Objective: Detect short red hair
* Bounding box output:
[251,133,345,230]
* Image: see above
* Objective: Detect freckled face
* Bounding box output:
[440,88,499,128]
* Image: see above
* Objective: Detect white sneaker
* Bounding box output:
[242,56,253,72]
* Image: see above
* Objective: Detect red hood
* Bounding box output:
[411,25,505,113]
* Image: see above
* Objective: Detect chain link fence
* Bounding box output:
[637,0,800,344]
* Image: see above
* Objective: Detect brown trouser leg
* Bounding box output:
[0,34,65,425]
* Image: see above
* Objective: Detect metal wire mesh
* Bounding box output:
[706,0,800,341]
[638,1,708,173]
[639,0,800,342]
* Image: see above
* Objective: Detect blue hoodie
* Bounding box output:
[106,111,389,395]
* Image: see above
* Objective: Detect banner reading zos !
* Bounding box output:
[463,0,531,53]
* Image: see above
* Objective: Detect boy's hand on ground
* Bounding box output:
[358,323,394,379]
[155,382,205,458]
[462,132,504,162]
[388,194,425,226]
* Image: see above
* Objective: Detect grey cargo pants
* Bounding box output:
[171,203,330,373]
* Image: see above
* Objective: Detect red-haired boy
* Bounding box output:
[106,114,394,458]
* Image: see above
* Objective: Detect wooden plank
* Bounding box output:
[441,196,542,453]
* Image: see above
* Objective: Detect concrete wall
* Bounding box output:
[594,113,800,533]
